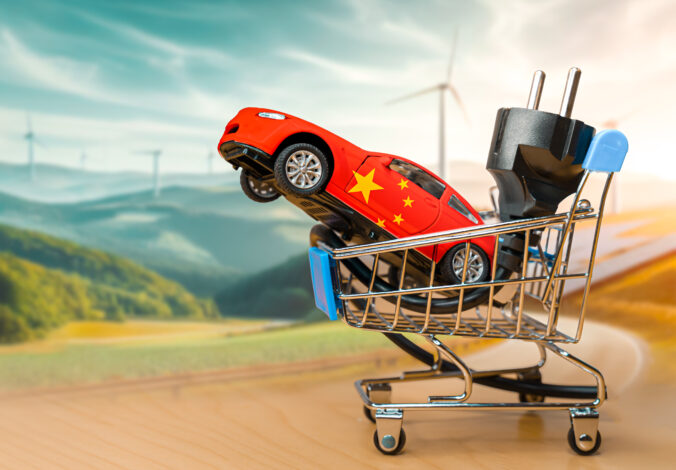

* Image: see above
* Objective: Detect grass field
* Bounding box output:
[0,320,397,389]
[50,319,273,342]
[1,207,672,391]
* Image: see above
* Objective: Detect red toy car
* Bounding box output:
[218,107,494,285]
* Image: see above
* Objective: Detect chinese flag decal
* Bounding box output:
[348,168,383,203]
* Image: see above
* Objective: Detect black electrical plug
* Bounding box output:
[486,68,595,222]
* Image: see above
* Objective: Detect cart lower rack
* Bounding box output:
[309,130,628,455]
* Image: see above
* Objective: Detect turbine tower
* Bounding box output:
[80,150,88,171]
[207,150,215,174]
[386,30,469,180]
[135,149,163,198]
[24,114,37,181]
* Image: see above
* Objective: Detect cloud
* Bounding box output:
[0,28,119,104]
[0,27,238,122]
[279,48,390,85]
[380,20,450,53]
[76,11,233,69]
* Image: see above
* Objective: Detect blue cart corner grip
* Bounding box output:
[582,129,628,173]
[308,247,340,321]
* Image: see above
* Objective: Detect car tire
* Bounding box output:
[240,170,280,203]
[274,143,330,196]
[439,243,490,285]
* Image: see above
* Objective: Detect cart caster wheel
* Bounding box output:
[519,392,545,403]
[373,428,406,455]
[518,370,545,403]
[567,427,602,456]
[363,405,376,423]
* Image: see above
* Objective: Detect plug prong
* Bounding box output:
[526,70,545,110]
[559,67,581,118]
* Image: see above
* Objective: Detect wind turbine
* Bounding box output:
[135,149,163,198]
[24,114,42,181]
[207,150,215,174]
[80,149,105,172]
[80,150,88,171]
[386,30,469,180]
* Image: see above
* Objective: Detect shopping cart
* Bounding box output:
[309,129,628,455]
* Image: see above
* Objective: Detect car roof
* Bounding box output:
[241,107,448,187]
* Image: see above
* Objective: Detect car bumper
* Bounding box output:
[219,140,274,178]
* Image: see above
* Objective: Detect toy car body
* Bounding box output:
[218,107,495,285]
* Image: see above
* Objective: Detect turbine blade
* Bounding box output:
[446,29,459,83]
[26,113,32,133]
[386,84,440,105]
[447,84,471,126]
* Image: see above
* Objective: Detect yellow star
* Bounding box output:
[393,213,404,225]
[403,196,414,207]
[348,168,384,203]
[376,218,386,228]
[397,178,409,190]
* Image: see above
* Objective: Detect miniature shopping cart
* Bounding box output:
[309,125,628,455]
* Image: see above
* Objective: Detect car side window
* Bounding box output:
[448,194,478,223]
[388,159,445,199]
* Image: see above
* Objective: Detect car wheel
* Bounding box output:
[439,243,490,285]
[274,143,330,196]
[240,170,280,203]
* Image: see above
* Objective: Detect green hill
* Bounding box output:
[215,253,320,321]
[0,253,99,342]
[0,187,313,295]
[0,224,218,343]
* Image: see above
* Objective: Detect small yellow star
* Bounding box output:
[348,169,384,203]
[393,213,404,225]
[397,178,409,190]
[403,196,414,207]
[376,218,386,228]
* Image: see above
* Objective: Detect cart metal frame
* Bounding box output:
[309,130,627,455]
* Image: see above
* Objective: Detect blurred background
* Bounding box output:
[0,1,675,467]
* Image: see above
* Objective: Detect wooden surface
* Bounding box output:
[0,320,673,469]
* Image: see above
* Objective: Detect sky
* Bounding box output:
[0,0,675,179]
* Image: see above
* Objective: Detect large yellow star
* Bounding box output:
[376,218,386,228]
[397,178,409,190]
[403,196,414,207]
[348,168,383,203]
[393,213,404,225]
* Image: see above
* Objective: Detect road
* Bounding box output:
[1,318,672,469]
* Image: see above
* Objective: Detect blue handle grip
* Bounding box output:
[582,129,628,173]
[308,247,341,320]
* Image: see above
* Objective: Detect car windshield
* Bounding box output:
[388,159,445,199]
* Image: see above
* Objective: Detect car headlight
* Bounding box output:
[258,112,286,120]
